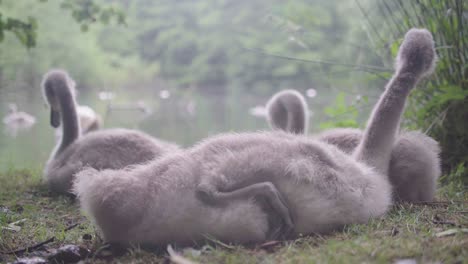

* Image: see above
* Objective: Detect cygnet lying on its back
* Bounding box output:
[266,82,440,203]
[73,28,437,247]
[42,69,179,194]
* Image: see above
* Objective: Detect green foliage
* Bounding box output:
[319,92,366,129]
[1,0,378,102]
[439,162,466,197]
[0,15,37,47]
[0,0,125,48]
[60,0,126,32]
[95,0,367,94]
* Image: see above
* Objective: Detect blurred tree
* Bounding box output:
[0,0,129,96]
[0,0,125,48]
[96,0,382,96]
[0,0,395,131]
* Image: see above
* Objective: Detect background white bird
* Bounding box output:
[3,103,37,137]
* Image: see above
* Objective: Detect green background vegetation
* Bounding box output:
[1,0,465,183]
[0,0,466,263]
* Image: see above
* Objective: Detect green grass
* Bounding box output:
[0,169,466,263]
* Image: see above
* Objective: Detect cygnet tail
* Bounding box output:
[266,89,309,134]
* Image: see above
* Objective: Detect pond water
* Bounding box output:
[0,77,378,174]
[0,85,334,173]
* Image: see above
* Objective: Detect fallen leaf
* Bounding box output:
[12,256,47,264]
[2,218,27,232]
[394,259,417,264]
[435,228,468,238]
[11,218,27,226]
[259,240,282,249]
[47,244,90,263]
[182,247,202,258]
[2,225,20,232]
[167,245,199,264]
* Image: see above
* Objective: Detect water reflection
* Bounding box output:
[248,105,267,118]
[0,87,273,172]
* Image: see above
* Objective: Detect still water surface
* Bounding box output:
[0,80,371,174]
[0,86,315,173]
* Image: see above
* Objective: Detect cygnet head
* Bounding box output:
[7,103,18,114]
[396,28,437,78]
[41,70,77,128]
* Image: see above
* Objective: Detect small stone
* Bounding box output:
[13,204,24,213]
[183,247,202,257]
[0,206,12,214]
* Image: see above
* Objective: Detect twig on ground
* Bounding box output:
[203,235,235,250]
[432,220,457,226]
[258,240,282,249]
[412,200,468,206]
[1,222,81,255]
